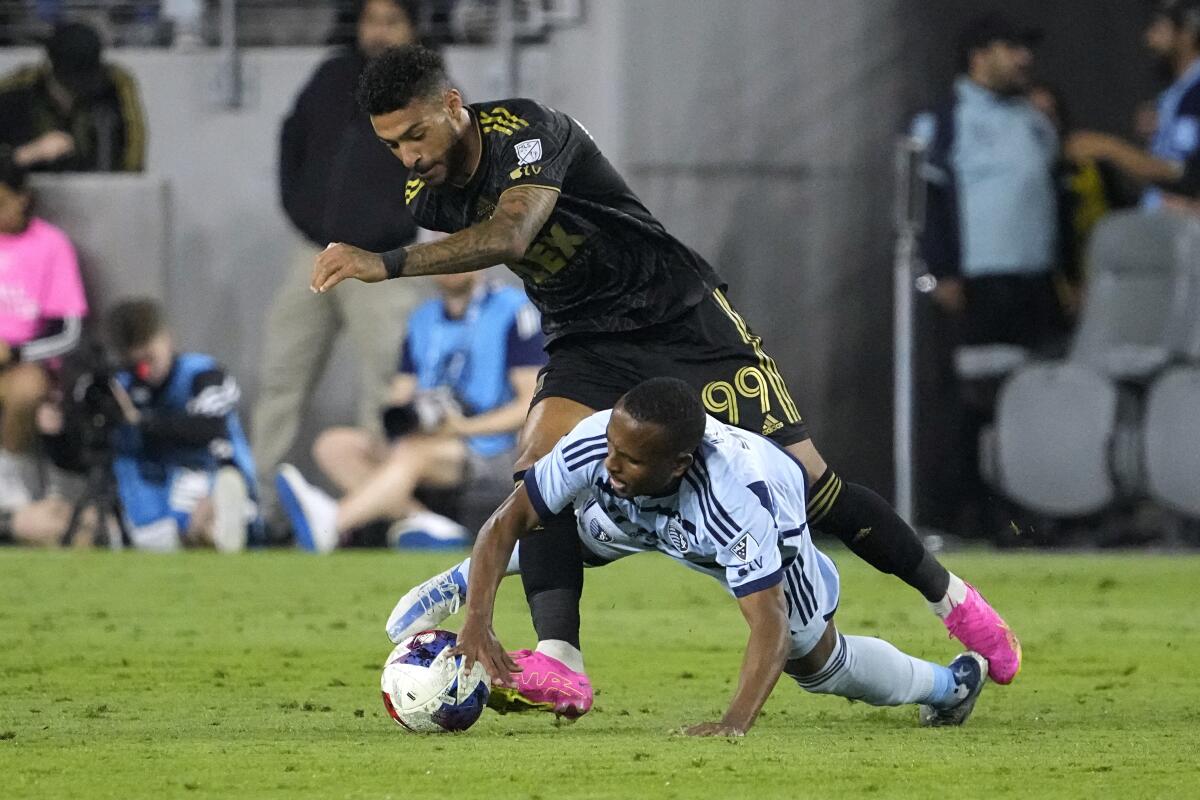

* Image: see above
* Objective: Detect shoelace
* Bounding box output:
[416,572,463,617]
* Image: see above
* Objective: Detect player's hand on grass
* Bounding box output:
[453,618,520,688]
[310,243,388,293]
[682,721,746,737]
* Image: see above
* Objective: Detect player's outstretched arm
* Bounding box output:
[685,583,790,737]
[453,482,542,686]
[309,185,559,292]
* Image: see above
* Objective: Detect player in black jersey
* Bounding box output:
[309,46,1022,716]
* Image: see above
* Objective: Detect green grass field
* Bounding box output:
[1,547,1196,799]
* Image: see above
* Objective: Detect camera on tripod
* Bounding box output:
[67,347,125,460]
[48,342,131,547]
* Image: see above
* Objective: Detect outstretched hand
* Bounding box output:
[310,243,388,293]
[452,617,520,688]
[682,721,747,737]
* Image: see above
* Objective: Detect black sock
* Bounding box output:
[0,509,12,544]
[807,469,950,602]
[518,509,584,648]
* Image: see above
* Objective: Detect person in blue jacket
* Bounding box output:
[106,298,261,552]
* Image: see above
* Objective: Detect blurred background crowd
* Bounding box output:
[0,0,1197,553]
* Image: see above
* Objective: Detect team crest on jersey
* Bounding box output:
[587,519,613,543]
[515,138,542,165]
[665,520,690,553]
[730,533,755,561]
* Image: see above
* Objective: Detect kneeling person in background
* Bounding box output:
[276,272,543,553]
[103,299,258,551]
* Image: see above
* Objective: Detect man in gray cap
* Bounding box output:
[0,21,146,172]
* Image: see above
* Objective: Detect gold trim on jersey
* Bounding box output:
[109,65,145,171]
[0,65,41,93]
[480,106,530,136]
[405,177,426,205]
[711,289,801,423]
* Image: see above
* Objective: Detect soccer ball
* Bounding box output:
[380,629,490,733]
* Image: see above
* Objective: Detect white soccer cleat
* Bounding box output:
[210,465,249,553]
[275,464,339,554]
[386,560,469,644]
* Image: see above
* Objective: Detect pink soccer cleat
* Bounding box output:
[486,649,594,720]
[943,582,1022,685]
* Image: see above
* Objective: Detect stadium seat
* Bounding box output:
[30,174,170,309]
[990,364,1126,516]
[1141,223,1200,519]
[984,210,1196,517]
[1067,210,1195,382]
[1143,367,1200,518]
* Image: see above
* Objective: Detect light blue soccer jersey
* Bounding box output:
[400,282,544,457]
[1145,59,1200,208]
[525,411,839,638]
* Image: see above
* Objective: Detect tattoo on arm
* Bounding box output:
[402,186,560,277]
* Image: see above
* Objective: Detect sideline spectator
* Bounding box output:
[0,157,86,509]
[4,300,260,549]
[1028,82,1132,315]
[274,272,543,553]
[14,299,260,551]
[107,299,259,550]
[254,0,424,529]
[912,13,1064,537]
[0,21,146,172]
[1067,1,1200,206]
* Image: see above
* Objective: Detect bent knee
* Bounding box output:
[1,364,50,407]
[312,426,366,466]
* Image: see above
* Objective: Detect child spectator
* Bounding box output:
[0,156,86,508]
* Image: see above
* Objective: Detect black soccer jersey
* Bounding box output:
[405,99,722,342]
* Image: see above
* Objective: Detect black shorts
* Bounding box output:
[533,289,809,446]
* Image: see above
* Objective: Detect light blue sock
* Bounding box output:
[926,663,960,709]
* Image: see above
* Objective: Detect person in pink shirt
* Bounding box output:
[0,158,87,507]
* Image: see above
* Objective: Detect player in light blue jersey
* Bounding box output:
[391,378,988,733]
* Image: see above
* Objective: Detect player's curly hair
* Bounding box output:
[617,378,707,456]
[356,44,449,115]
[106,297,165,353]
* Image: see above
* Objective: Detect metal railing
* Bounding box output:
[0,0,585,48]
[892,136,927,526]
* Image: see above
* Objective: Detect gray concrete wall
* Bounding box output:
[0,3,911,490]
[2,1,1155,495]
[614,0,911,489]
